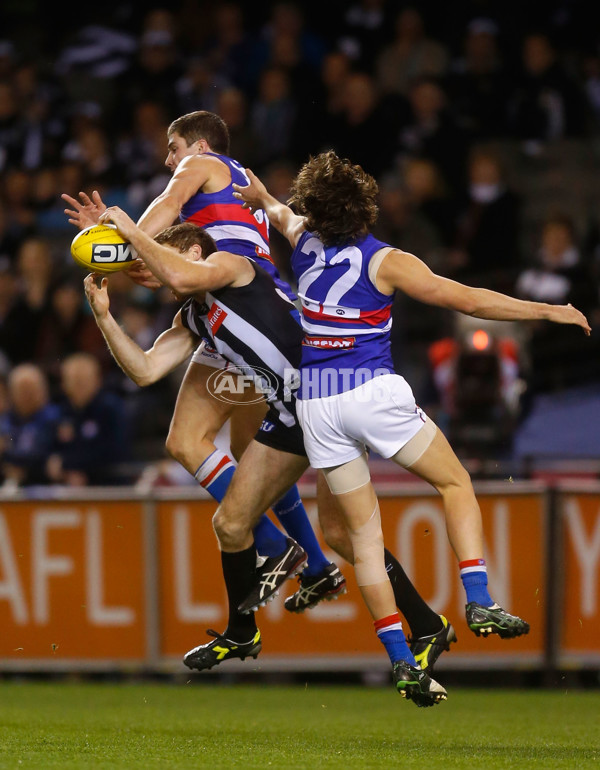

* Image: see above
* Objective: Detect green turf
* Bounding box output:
[0,682,598,769]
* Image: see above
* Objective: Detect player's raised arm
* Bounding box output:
[233,169,306,247]
[376,249,591,335]
[136,154,213,237]
[84,275,197,386]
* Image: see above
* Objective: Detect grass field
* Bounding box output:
[0,682,599,769]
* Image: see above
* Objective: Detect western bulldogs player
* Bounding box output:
[63,111,340,610]
[233,151,591,705]
[87,209,448,705]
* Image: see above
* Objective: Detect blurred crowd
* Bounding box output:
[2,0,600,487]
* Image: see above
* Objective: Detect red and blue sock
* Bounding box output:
[194,450,287,557]
[459,558,494,607]
[375,613,417,666]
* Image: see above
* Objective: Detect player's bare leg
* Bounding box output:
[214,441,309,551]
[404,426,529,639]
[328,478,446,706]
[170,363,334,589]
[167,361,299,567]
[229,400,268,461]
[312,471,454,671]
[165,362,235,472]
[183,443,309,673]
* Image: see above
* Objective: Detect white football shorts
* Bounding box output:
[191,339,244,375]
[296,373,429,468]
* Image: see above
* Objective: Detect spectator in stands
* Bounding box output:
[0,81,27,172]
[12,59,66,172]
[337,0,388,71]
[1,168,35,246]
[122,27,183,118]
[447,18,511,139]
[176,57,229,117]
[62,123,120,188]
[0,237,54,364]
[215,87,259,167]
[250,67,297,167]
[116,100,171,214]
[35,280,109,385]
[0,265,21,364]
[292,50,352,160]
[375,6,448,97]
[396,76,469,193]
[203,2,262,93]
[0,363,58,486]
[47,352,130,486]
[262,1,325,72]
[516,213,599,392]
[0,201,21,267]
[508,33,587,150]
[332,72,398,178]
[450,147,520,291]
[54,23,136,119]
[402,157,457,257]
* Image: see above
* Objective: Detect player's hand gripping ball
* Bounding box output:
[70,224,136,274]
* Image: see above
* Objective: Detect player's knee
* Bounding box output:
[165,422,212,468]
[213,505,246,550]
[442,461,473,494]
[322,522,354,564]
[456,462,473,489]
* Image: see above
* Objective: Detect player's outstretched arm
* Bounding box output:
[84,274,197,386]
[232,169,305,247]
[99,206,251,295]
[376,249,592,335]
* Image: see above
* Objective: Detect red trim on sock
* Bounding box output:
[374,613,400,632]
[200,456,232,487]
[459,558,486,569]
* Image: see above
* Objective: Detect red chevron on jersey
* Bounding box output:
[302,303,392,326]
[187,203,269,243]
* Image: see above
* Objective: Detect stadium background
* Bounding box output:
[0,0,599,687]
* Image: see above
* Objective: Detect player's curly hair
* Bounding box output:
[155,223,218,257]
[168,111,230,155]
[288,151,379,246]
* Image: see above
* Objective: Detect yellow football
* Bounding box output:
[70,224,136,273]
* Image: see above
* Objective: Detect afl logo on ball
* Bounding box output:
[91,243,135,264]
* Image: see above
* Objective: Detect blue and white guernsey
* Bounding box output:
[290,230,395,399]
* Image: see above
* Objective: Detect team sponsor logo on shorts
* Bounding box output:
[208,303,227,333]
[207,364,278,404]
[201,341,220,359]
[302,335,356,349]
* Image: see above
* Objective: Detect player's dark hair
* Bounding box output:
[288,151,379,246]
[155,223,218,257]
[168,111,230,155]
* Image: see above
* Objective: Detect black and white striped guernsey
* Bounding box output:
[180,262,304,429]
